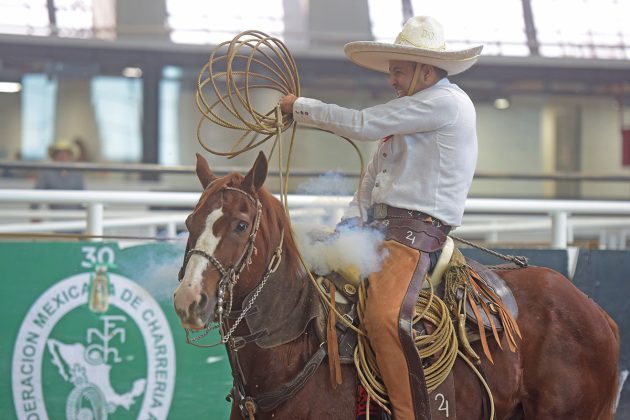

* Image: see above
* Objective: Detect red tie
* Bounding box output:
[383,135,393,143]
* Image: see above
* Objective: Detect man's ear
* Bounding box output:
[195,153,217,189]
[243,151,268,192]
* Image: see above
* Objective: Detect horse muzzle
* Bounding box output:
[173,283,216,330]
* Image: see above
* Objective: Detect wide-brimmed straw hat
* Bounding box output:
[344,16,483,76]
[48,139,79,160]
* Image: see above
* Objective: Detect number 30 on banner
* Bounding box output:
[81,246,116,268]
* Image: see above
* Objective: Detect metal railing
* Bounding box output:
[4,160,630,182]
[1,189,630,248]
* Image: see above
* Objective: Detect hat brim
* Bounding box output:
[344,41,483,76]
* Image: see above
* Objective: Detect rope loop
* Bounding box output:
[196,30,300,158]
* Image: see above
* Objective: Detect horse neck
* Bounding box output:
[228,255,321,390]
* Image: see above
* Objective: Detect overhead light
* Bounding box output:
[494,98,510,110]
[0,82,22,93]
[122,67,143,78]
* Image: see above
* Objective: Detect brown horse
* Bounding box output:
[173,152,619,420]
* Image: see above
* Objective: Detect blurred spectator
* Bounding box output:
[1,150,28,178]
[72,136,91,163]
[32,139,84,210]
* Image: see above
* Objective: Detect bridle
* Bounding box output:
[177,182,325,420]
[177,184,282,347]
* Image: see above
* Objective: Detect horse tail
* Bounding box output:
[598,308,620,420]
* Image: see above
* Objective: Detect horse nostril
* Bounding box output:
[199,292,209,310]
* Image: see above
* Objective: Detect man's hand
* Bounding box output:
[279,94,298,114]
[335,217,363,232]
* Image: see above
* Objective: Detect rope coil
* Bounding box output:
[354,281,459,414]
[195,30,299,158]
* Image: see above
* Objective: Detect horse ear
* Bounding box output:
[195,153,217,189]
[243,151,268,192]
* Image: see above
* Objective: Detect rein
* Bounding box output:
[449,235,529,268]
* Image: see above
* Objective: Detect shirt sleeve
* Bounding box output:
[293,90,458,142]
[342,152,378,221]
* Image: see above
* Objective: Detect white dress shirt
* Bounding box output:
[293,78,477,227]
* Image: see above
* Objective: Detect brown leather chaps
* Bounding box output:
[363,218,447,420]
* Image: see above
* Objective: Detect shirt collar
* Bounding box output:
[435,77,450,87]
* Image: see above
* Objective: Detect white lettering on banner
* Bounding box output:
[80,246,116,268]
[11,273,176,420]
[32,284,87,329]
[142,308,172,410]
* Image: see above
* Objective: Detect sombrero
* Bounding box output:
[48,139,79,160]
[344,16,483,76]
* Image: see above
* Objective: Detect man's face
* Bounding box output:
[388,60,429,97]
[52,150,73,162]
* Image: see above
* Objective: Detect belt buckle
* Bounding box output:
[373,203,388,219]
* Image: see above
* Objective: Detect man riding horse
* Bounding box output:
[280,16,483,420]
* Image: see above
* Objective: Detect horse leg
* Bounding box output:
[598,308,620,420]
[500,268,619,420]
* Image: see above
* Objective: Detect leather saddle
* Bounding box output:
[314,248,521,363]
[459,257,518,332]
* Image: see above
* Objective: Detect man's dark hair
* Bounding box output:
[414,63,448,80]
[433,66,447,79]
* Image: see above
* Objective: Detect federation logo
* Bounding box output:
[12,273,176,420]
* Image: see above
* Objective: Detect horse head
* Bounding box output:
[173,151,271,330]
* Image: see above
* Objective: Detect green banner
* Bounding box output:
[0,242,232,419]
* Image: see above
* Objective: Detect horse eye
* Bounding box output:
[235,221,249,233]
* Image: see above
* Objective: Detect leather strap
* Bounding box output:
[227,305,260,319]
[399,252,433,420]
[390,219,448,420]
[369,203,452,235]
[430,370,457,419]
[228,343,328,418]
[385,217,447,253]
[230,329,269,351]
[254,345,328,412]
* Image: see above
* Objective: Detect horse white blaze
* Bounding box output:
[183,208,224,289]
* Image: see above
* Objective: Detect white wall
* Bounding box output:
[472,99,545,197]
[580,97,630,198]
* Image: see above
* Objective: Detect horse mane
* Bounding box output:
[256,186,303,279]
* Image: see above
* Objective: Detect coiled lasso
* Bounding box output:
[196,30,298,159]
[354,279,459,415]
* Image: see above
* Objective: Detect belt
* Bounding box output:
[368,203,452,235]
